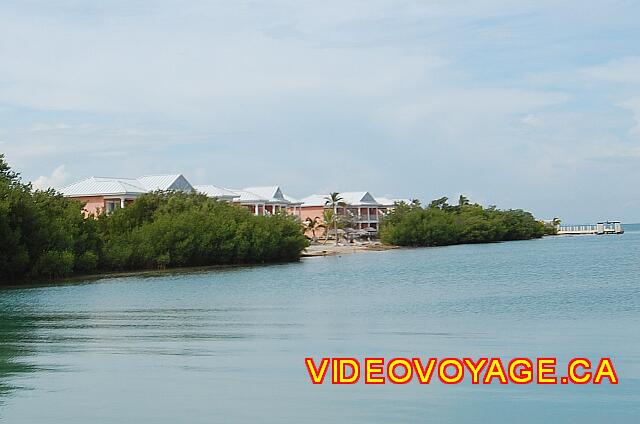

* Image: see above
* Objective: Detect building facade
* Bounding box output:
[60,175,195,215]
[61,173,403,231]
[299,191,383,233]
[197,185,302,217]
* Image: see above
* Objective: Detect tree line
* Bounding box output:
[0,155,308,283]
[379,196,555,247]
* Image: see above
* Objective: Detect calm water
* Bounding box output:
[1,227,639,423]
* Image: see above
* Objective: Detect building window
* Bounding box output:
[105,200,120,214]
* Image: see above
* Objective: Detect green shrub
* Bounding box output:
[0,155,308,284]
[31,250,75,278]
[380,198,545,247]
[97,192,308,269]
[75,251,99,273]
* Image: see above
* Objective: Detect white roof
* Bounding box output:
[138,174,193,192]
[300,194,329,207]
[61,174,193,197]
[226,189,267,203]
[60,177,147,197]
[375,196,410,207]
[243,186,288,202]
[301,192,382,207]
[194,184,240,199]
[340,191,381,206]
[283,194,302,205]
[227,186,291,204]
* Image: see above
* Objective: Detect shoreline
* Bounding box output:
[302,242,398,257]
[1,244,396,289]
[0,260,300,290]
[2,236,572,288]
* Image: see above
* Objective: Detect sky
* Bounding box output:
[1,0,639,223]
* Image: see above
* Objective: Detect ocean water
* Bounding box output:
[1,226,639,423]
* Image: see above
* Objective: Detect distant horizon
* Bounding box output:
[2,1,639,223]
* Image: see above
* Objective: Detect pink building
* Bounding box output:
[62,174,304,219]
[61,174,194,215]
[299,192,384,234]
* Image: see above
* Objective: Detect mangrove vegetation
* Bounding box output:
[380,196,551,247]
[0,155,308,284]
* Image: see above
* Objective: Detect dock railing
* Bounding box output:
[557,222,623,235]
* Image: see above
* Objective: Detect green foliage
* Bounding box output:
[32,250,75,278]
[97,191,308,270]
[322,193,355,244]
[0,154,99,280]
[542,218,560,235]
[0,155,308,284]
[75,251,99,273]
[380,197,546,247]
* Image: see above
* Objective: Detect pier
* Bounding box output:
[557,221,624,235]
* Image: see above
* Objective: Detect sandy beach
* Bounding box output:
[302,242,397,257]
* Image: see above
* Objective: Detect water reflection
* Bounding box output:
[0,307,38,400]
[0,230,638,423]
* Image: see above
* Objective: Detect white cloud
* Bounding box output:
[582,57,640,84]
[521,114,544,127]
[1,0,640,222]
[579,57,640,139]
[31,165,69,190]
[375,88,567,140]
[618,98,640,137]
[29,122,77,132]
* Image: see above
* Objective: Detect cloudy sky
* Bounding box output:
[1,0,639,222]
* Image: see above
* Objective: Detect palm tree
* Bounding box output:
[321,209,334,245]
[429,196,449,209]
[324,192,346,246]
[458,195,470,206]
[303,217,323,242]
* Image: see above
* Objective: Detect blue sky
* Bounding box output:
[1,0,639,223]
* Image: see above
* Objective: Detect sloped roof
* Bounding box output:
[226,189,266,203]
[299,194,328,207]
[340,191,380,206]
[61,174,194,197]
[227,186,291,204]
[375,196,410,207]
[138,174,193,192]
[301,192,382,207]
[194,184,240,199]
[283,194,302,205]
[60,177,147,197]
[242,186,287,202]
